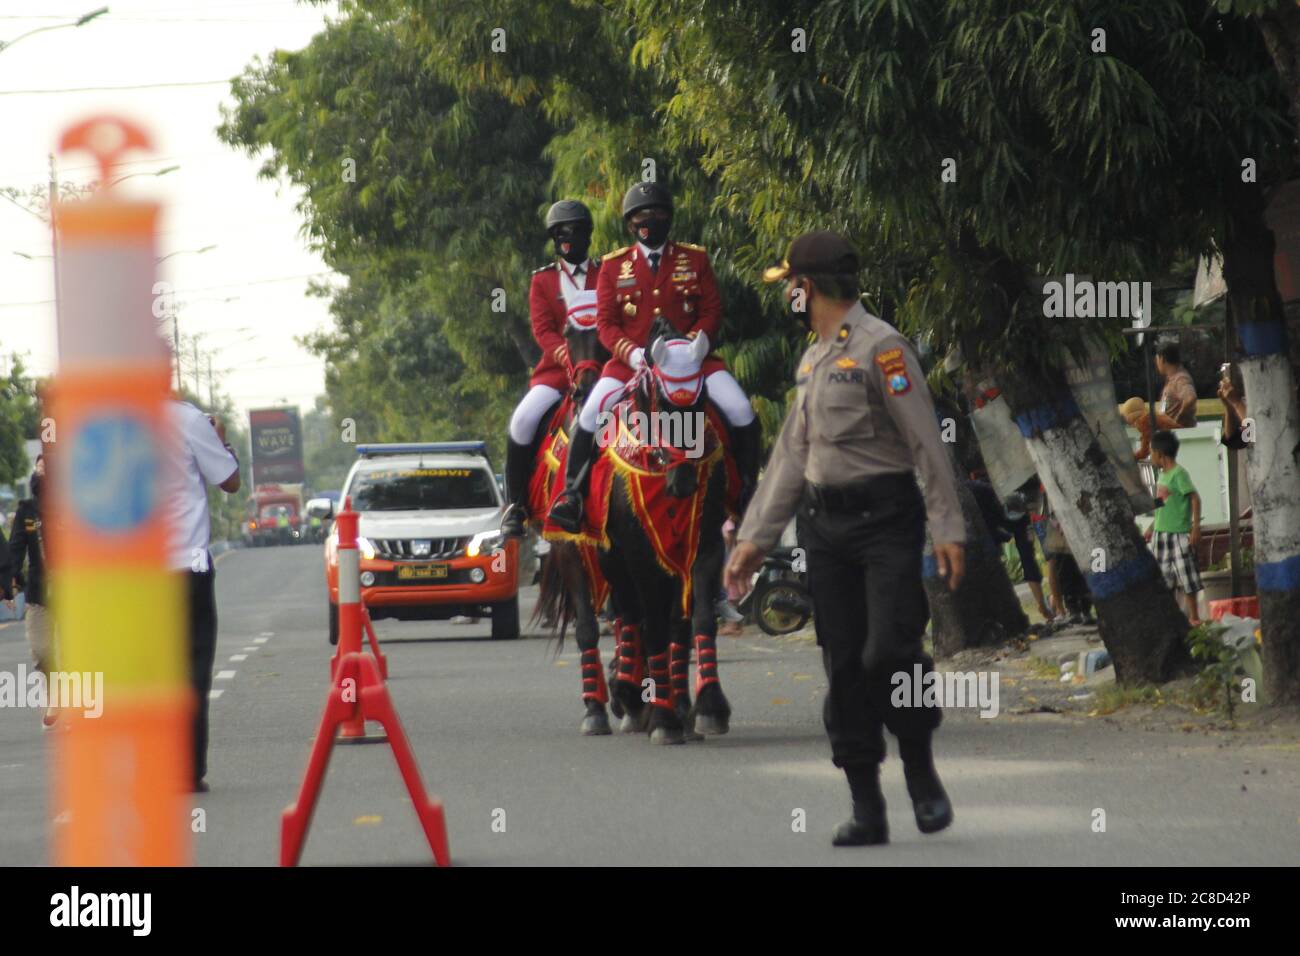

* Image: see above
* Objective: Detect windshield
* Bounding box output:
[349,466,498,512]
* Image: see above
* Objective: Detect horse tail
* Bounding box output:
[532,543,577,651]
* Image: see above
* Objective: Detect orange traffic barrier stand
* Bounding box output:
[280,502,450,866]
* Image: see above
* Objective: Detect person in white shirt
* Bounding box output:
[166,400,240,793]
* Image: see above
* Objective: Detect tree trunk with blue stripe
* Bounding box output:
[1222,178,1300,706]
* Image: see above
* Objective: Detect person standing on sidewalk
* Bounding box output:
[9,470,55,727]
[166,400,241,792]
[724,231,965,847]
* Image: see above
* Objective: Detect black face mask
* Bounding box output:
[631,214,671,249]
[552,224,592,265]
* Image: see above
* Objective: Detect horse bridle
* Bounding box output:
[634,361,707,474]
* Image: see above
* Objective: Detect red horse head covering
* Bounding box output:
[648,332,709,407]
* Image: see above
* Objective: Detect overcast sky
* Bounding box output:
[0,0,339,423]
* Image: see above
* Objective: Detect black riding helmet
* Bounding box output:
[621,181,672,220]
[545,199,593,233]
[546,200,593,264]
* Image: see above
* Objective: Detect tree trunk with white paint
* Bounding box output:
[1222,181,1300,706]
[957,234,1189,683]
[999,383,1192,685]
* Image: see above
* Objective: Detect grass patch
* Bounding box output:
[1089,682,1163,716]
[1022,656,1060,681]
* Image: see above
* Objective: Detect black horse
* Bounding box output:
[530,317,617,735]
[595,322,735,744]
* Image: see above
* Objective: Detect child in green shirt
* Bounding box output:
[1143,430,1203,624]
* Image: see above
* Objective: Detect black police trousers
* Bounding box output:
[186,566,218,785]
[798,474,941,768]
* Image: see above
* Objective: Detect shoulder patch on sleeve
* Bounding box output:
[874,347,911,395]
[602,246,631,261]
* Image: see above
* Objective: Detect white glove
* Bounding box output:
[628,347,646,370]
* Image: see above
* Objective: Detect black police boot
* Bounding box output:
[547,424,597,534]
[727,418,762,514]
[832,764,889,847]
[501,436,534,538]
[899,735,954,834]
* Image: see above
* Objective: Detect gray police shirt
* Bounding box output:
[738,301,965,550]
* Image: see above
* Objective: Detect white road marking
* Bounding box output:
[242,646,258,652]
[208,690,224,700]
[253,638,269,644]
[214,670,236,680]
[229,654,248,662]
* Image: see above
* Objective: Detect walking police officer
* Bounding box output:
[724,232,966,847]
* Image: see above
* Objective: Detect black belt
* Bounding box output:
[803,473,919,514]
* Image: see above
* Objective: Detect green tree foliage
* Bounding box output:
[302,395,356,494]
[222,0,801,456]
[0,357,41,486]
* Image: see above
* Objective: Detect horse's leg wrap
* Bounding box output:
[616,624,644,687]
[669,641,691,710]
[648,651,673,711]
[694,633,720,694]
[581,647,609,704]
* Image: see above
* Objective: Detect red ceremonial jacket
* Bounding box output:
[595,241,726,382]
[528,257,601,391]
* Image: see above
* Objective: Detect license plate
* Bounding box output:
[397,564,449,580]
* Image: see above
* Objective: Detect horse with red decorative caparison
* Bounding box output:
[540,320,739,744]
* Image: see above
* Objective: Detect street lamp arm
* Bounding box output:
[0,7,109,53]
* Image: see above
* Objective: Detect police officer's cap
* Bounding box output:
[622,181,673,219]
[763,231,860,282]
[545,200,593,232]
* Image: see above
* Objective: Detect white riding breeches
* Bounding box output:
[576,370,755,433]
[704,370,756,426]
[509,384,563,444]
[576,377,628,432]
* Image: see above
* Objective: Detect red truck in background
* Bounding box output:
[243,482,307,547]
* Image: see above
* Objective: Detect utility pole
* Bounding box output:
[207,354,214,408]
[172,311,181,393]
[50,153,64,358]
[192,336,200,397]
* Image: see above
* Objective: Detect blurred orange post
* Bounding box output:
[47,116,190,866]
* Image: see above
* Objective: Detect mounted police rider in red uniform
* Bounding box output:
[502,200,602,537]
[547,182,761,532]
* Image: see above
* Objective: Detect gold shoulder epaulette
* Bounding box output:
[676,242,706,252]
[532,263,556,275]
[603,246,631,261]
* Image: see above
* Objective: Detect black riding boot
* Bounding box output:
[728,418,763,514]
[833,763,889,847]
[547,424,596,534]
[899,734,954,834]
[501,436,535,538]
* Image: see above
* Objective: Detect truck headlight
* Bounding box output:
[467,530,505,558]
[360,571,376,586]
[469,568,486,583]
[356,536,377,561]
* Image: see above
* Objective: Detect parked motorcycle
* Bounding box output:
[739,547,814,636]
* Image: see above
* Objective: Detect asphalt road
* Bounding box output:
[1,545,1297,866]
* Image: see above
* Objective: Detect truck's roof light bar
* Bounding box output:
[356,442,489,459]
